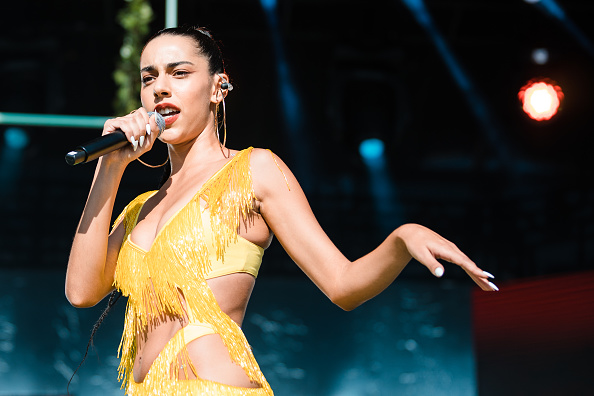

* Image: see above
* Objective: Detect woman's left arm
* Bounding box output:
[251,149,497,311]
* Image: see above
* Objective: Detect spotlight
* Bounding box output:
[259,0,276,11]
[518,79,564,121]
[4,127,29,149]
[531,48,549,65]
[359,138,385,161]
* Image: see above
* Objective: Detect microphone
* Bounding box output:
[65,112,165,166]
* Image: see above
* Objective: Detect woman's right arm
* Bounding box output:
[65,109,161,307]
[65,159,127,307]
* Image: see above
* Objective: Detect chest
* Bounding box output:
[130,194,192,252]
[130,170,222,251]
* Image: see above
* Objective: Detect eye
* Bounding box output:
[173,70,189,77]
[141,75,155,85]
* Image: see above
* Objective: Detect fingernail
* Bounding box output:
[434,267,444,277]
[488,281,499,291]
[146,123,151,136]
[131,137,138,151]
[139,135,145,147]
[483,271,495,279]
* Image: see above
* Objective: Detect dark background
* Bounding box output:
[0,1,593,394]
[2,0,593,281]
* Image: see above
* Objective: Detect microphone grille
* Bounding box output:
[148,111,166,136]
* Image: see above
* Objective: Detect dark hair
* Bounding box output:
[145,26,225,75]
[67,290,122,394]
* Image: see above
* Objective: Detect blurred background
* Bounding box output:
[0,0,593,395]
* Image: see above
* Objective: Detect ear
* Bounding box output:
[211,73,230,104]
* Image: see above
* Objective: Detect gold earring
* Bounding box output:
[215,102,220,143]
[219,90,227,147]
[214,92,228,149]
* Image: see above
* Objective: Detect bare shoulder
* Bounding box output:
[249,147,279,164]
[248,148,294,199]
[249,148,287,174]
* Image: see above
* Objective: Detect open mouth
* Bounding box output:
[158,108,180,118]
[156,107,180,125]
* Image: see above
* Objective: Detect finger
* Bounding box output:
[118,109,148,152]
[415,248,446,278]
[434,266,444,277]
[462,262,499,291]
[465,268,499,291]
[133,111,148,140]
[478,277,499,291]
[430,242,499,291]
[434,245,485,279]
[133,110,160,152]
[483,271,495,279]
[102,118,123,136]
[148,112,164,137]
[105,112,139,141]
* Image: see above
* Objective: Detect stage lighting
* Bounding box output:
[4,127,29,149]
[359,138,385,161]
[518,80,564,121]
[531,48,549,65]
[260,0,276,11]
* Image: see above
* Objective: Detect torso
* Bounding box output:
[127,150,272,383]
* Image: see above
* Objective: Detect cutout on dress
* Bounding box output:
[173,332,262,389]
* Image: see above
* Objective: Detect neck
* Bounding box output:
[166,124,228,178]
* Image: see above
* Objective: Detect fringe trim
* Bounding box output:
[112,148,272,394]
[201,150,256,261]
[128,325,272,395]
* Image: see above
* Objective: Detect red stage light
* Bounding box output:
[518,79,564,121]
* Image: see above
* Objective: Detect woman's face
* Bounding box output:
[140,34,217,144]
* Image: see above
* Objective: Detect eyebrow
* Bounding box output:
[140,61,195,73]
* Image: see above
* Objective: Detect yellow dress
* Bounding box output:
[112,147,274,395]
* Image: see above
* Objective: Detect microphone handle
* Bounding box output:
[65,131,128,166]
[65,112,164,166]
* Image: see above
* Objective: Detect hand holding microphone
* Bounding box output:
[65,110,165,166]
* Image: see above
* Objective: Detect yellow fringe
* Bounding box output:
[127,325,271,395]
[111,148,273,395]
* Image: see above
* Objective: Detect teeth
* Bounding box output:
[157,108,178,115]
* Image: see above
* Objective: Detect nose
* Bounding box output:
[153,76,171,99]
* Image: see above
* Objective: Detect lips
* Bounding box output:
[162,113,179,126]
[154,103,180,126]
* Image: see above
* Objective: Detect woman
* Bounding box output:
[65,26,497,395]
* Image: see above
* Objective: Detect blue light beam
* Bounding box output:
[359,138,403,233]
[260,0,312,189]
[259,0,302,137]
[401,0,511,167]
[531,0,594,57]
[1,127,28,200]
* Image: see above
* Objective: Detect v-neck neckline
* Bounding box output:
[127,151,243,253]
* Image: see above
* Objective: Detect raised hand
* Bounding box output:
[100,108,163,166]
